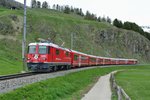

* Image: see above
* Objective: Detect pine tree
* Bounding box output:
[70,6,74,12]
[123,22,131,30]
[102,16,106,22]
[113,18,123,28]
[42,1,48,9]
[64,5,70,14]
[85,11,91,20]
[97,16,101,22]
[79,8,84,16]
[60,6,64,11]
[56,4,59,11]
[36,1,41,8]
[52,4,56,10]
[31,0,36,8]
[106,16,111,24]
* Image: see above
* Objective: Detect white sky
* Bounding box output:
[16,0,150,26]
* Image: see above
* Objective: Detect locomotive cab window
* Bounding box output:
[39,46,47,54]
[28,45,36,54]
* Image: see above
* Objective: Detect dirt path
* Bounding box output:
[81,73,112,100]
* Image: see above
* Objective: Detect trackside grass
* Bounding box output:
[0,65,149,100]
[115,65,150,100]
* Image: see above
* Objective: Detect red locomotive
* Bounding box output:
[27,41,137,72]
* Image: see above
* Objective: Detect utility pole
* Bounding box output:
[71,33,73,49]
[22,0,27,72]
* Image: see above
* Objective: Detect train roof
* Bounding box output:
[97,56,137,61]
[29,42,70,52]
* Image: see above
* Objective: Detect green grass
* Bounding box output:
[0,65,149,100]
[115,65,150,100]
[0,38,22,75]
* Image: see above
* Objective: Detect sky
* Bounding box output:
[15,0,150,26]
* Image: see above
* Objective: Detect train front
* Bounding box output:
[26,43,50,72]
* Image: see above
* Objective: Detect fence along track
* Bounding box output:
[110,72,131,100]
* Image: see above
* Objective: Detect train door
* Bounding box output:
[47,46,53,62]
[52,48,61,63]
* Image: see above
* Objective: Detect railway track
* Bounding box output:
[0,72,37,81]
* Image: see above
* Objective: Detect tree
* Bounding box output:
[113,18,123,28]
[70,6,74,12]
[74,8,79,15]
[31,0,36,8]
[91,13,97,20]
[85,10,91,20]
[84,11,97,21]
[106,16,111,24]
[56,4,58,10]
[123,21,144,33]
[42,1,48,9]
[97,16,101,22]
[36,1,41,8]
[79,8,84,16]
[60,6,64,11]
[64,5,70,14]
[123,22,132,30]
[52,4,56,10]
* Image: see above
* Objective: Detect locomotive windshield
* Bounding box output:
[38,46,47,54]
[28,45,36,54]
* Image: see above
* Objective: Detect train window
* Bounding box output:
[66,52,69,56]
[39,46,47,54]
[56,49,60,55]
[105,59,109,62]
[81,56,87,61]
[74,55,78,60]
[28,45,36,54]
[90,58,96,62]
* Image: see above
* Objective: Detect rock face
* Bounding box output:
[95,27,150,63]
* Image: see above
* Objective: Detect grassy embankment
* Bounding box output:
[0,65,149,100]
[114,65,150,100]
[0,7,22,75]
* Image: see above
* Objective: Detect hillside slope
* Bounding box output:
[0,8,149,74]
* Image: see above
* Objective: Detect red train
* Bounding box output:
[26,41,137,72]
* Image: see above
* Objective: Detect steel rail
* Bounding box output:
[0,72,36,81]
